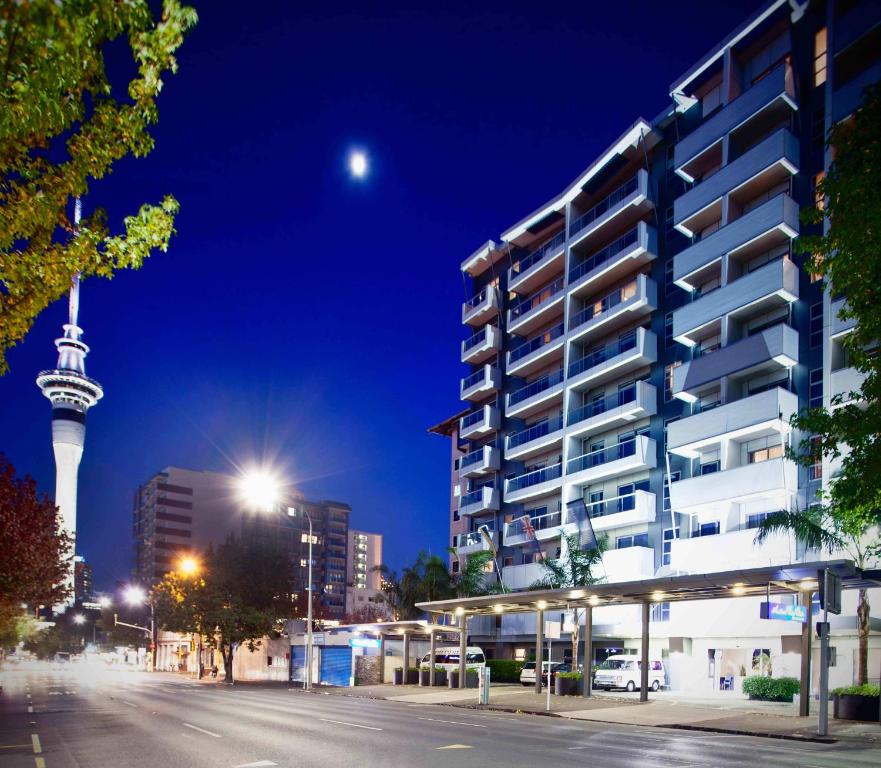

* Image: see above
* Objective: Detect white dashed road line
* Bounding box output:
[417,716,487,728]
[318,718,382,731]
[182,723,222,738]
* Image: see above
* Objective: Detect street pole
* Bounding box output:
[306,511,313,691]
[818,570,831,736]
[150,601,156,672]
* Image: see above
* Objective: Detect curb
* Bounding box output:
[663,723,837,744]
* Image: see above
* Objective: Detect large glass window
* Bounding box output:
[814,27,827,86]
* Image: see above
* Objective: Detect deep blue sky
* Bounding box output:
[0,0,754,590]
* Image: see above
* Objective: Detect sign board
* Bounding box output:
[311,633,325,645]
[760,601,808,623]
[544,620,561,639]
[349,637,381,649]
[819,569,842,615]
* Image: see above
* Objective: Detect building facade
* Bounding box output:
[447,0,880,688]
[344,530,387,617]
[428,411,469,574]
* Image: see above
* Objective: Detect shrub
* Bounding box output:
[832,684,880,697]
[742,676,800,702]
[486,659,525,683]
[557,672,583,680]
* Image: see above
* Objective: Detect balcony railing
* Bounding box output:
[461,487,490,507]
[463,326,489,352]
[460,447,487,468]
[464,287,490,311]
[569,227,639,284]
[571,280,638,329]
[506,463,562,494]
[462,409,487,429]
[507,414,564,450]
[569,175,639,238]
[462,369,487,390]
[567,384,636,427]
[571,492,648,522]
[509,278,564,320]
[508,368,564,407]
[511,231,566,278]
[504,510,563,543]
[568,333,637,379]
[566,438,640,474]
[454,527,495,549]
[509,322,565,364]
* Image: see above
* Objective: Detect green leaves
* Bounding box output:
[0,1,197,373]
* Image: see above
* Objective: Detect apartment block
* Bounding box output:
[345,530,387,617]
[444,0,881,684]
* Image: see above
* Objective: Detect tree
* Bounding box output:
[529,532,608,670]
[342,602,389,625]
[449,549,496,598]
[0,0,197,373]
[153,536,296,684]
[0,455,72,634]
[756,506,879,685]
[373,551,452,620]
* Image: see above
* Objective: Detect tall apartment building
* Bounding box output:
[344,530,386,617]
[448,0,880,686]
[73,555,93,603]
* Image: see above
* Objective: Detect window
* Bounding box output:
[665,259,677,298]
[701,82,722,117]
[664,361,682,402]
[810,435,822,481]
[662,527,679,566]
[301,533,319,544]
[748,443,784,464]
[664,206,676,239]
[810,302,823,349]
[664,312,674,349]
[451,560,459,573]
[814,27,827,86]
[810,368,823,409]
[616,533,649,549]
[746,512,771,529]
[650,602,670,622]
[700,461,720,475]
[696,521,720,537]
[503,556,514,568]
[663,471,680,513]
[813,171,826,211]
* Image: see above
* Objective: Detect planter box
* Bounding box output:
[555,677,583,696]
[448,670,460,688]
[406,670,419,685]
[433,670,447,687]
[834,694,880,722]
[465,672,479,689]
[419,669,430,687]
[393,669,404,686]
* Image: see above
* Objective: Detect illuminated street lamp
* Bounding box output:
[117,584,155,671]
[178,556,200,576]
[97,596,112,609]
[72,613,86,625]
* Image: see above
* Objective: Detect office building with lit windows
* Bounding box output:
[443,0,881,691]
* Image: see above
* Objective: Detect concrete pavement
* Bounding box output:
[1,664,880,767]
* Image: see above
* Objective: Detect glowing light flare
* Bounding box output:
[72,613,86,625]
[240,470,281,513]
[97,596,112,609]
[349,150,368,179]
[123,584,147,606]
[178,556,200,576]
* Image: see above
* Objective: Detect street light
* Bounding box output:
[288,505,314,691]
[119,584,155,672]
[72,613,86,625]
[97,596,112,609]
[178,556,200,576]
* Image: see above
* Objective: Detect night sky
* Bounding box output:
[0,0,755,591]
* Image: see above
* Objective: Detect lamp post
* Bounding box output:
[119,584,155,671]
[177,556,201,677]
[288,505,314,691]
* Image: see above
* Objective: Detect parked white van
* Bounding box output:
[593,655,666,692]
[419,646,486,672]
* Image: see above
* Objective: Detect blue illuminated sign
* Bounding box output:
[760,601,807,623]
[349,637,381,649]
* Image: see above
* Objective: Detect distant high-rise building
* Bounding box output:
[73,555,93,603]
[36,200,103,607]
[428,411,469,575]
[345,530,386,617]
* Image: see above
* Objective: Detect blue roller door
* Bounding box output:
[320,646,351,687]
[290,646,306,683]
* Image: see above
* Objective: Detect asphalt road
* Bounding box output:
[0,664,878,768]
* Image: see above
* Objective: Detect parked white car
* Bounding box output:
[419,646,486,672]
[593,655,666,692]
[519,660,556,686]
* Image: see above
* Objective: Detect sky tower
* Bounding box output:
[35,198,104,608]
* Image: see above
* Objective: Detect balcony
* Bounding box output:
[674,128,799,237]
[566,381,657,439]
[672,257,799,346]
[453,527,497,556]
[674,323,799,397]
[675,63,796,180]
[459,485,501,517]
[507,278,565,336]
[459,404,501,440]
[568,222,657,298]
[508,231,566,294]
[505,463,563,504]
[506,368,565,419]
[568,170,654,251]
[462,286,500,327]
[461,324,501,364]
[669,457,796,517]
[673,194,799,291]
[603,546,655,583]
[505,414,564,461]
[670,528,795,575]
[503,510,568,546]
[667,387,798,459]
[830,297,856,339]
[569,274,657,345]
[566,435,657,487]
[506,322,565,377]
[459,445,500,478]
[501,561,550,591]
[460,364,502,401]
[830,366,866,409]
[571,490,656,533]
[567,328,657,392]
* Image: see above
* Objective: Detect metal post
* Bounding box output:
[403,631,411,684]
[799,590,813,717]
[818,574,830,736]
[582,604,593,698]
[429,628,437,687]
[458,616,467,688]
[150,603,156,672]
[306,513,313,691]
[640,601,650,702]
[535,609,544,694]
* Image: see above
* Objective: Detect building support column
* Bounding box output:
[640,601,650,703]
[402,631,410,683]
[582,604,593,698]
[458,616,467,689]
[379,634,386,684]
[535,609,544,695]
[800,590,814,717]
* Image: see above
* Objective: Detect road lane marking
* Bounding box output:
[417,716,486,728]
[182,723,222,738]
[436,744,472,750]
[35,758,46,768]
[27,705,34,713]
[233,762,278,767]
[0,744,32,749]
[31,735,42,754]
[318,718,382,731]
[121,700,138,708]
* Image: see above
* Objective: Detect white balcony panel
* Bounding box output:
[669,457,796,517]
[504,464,563,505]
[667,387,797,458]
[507,284,565,336]
[566,436,657,487]
[459,404,501,440]
[603,546,655,583]
[505,371,565,419]
[459,486,501,517]
[460,364,502,401]
[453,529,498,556]
[568,328,657,392]
[670,528,795,575]
[567,382,657,440]
[830,367,866,409]
[568,170,654,252]
[459,445,501,478]
[506,325,565,377]
[673,258,799,345]
[568,222,658,299]
[568,274,657,346]
[462,286,500,327]
[584,490,656,533]
[461,324,502,364]
[505,419,564,462]
[508,234,566,294]
[501,562,549,590]
[830,297,856,339]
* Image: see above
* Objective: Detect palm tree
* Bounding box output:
[529,531,608,670]
[449,549,496,598]
[373,551,453,620]
[755,504,879,685]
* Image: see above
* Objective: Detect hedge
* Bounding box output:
[557,672,583,680]
[742,676,800,702]
[486,659,524,682]
[832,684,880,698]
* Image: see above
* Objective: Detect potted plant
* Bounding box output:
[465,666,479,688]
[419,666,431,686]
[833,684,880,721]
[406,667,420,685]
[393,667,404,686]
[555,672,583,696]
[434,668,447,687]
[448,668,460,688]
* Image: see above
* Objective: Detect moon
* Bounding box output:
[349,150,368,179]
